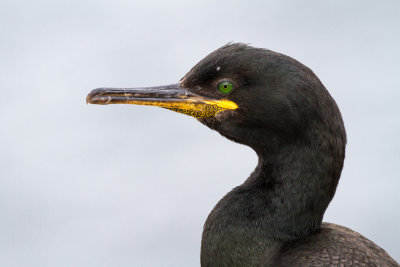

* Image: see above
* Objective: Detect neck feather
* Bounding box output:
[201,126,345,265]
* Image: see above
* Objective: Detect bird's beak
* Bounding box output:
[86,83,238,118]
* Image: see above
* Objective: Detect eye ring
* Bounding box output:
[217,81,234,94]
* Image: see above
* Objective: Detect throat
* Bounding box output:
[201,144,341,265]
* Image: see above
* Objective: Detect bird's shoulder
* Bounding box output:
[272,222,398,267]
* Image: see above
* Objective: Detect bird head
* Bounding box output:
[87,43,345,156]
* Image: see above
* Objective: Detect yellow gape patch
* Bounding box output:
[167,99,238,118]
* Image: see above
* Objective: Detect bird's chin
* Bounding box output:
[196,117,215,129]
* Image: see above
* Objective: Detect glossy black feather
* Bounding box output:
[180,43,398,266]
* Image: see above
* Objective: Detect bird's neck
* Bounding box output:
[201,141,343,265]
[248,144,339,239]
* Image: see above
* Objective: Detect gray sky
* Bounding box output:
[0,0,399,266]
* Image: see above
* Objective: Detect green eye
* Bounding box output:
[217,81,234,94]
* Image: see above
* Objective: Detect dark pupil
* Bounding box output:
[224,85,227,88]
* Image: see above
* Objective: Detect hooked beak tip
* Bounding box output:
[86,88,107,105]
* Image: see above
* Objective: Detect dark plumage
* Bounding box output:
[87,43,399,266]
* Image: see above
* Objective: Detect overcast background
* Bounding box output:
[0,0,399,266]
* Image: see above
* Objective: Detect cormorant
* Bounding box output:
[87,43,399,266]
